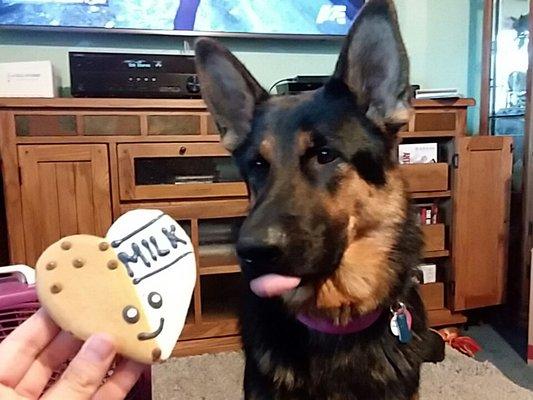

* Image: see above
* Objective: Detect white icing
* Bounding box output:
[126,308,138,319]
[150,293,162,304]
[106,209,196,360]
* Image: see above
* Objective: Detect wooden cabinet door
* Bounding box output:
[18,145,112,265]
[452,136,513,310]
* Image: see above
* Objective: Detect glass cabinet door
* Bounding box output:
[489,0,529,190]
[117,143,248,200]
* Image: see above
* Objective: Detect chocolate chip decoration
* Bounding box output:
[50,284,62,294]
[152,347,162,362]
[46,261,57,271]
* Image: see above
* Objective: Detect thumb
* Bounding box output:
[42,333,116,400]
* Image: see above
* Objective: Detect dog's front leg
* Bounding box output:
[244,361,277,400]
[244,361,305,400]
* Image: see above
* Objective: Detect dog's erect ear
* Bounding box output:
[195,38,268,151]
[333,0,411,133]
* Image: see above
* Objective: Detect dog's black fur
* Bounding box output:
[195,1,444,399]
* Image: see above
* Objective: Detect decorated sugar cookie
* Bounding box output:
[35,210,196,364]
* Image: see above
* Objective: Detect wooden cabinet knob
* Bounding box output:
[179,146,187,155]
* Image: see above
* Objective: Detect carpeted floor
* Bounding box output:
[152,348,533,399]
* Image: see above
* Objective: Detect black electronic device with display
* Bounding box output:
[69,52,201,98]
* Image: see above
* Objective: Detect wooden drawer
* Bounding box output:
[420,282,445,311]
[421,224,445,252]
[400,163,448,192]
[117,143,248,201]
[414,110,457,132]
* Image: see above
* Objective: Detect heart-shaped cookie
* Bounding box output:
[35,210,196,364]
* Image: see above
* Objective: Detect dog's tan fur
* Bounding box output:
[280,164,410,325]
[317,166,408,317]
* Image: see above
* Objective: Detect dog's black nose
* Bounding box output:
[237,241,282,266]
[236,226,287,267]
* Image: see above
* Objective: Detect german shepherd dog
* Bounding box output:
[195,0,444,398]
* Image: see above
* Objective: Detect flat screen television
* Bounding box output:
[0,0,365,38]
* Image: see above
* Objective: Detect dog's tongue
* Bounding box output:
[250,274,302,298]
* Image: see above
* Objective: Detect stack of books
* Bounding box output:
[414,203,439,225]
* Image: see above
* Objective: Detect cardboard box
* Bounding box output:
[398,143,438,164]
[0,61,58,98]
[417,263,437,284]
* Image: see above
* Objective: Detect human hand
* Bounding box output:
[0,308,145,399]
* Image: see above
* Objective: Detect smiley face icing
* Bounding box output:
[35,210,196,365]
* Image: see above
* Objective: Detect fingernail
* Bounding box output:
[82,334,115,362]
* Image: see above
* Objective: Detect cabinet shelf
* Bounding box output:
[427,308,467,327]
[423,250,450,258]
[173,336,242,358]
[411,190,452,199]
[199,264,241,275]
[399,130,457,139]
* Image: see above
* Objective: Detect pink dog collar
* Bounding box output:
[296,309,383,335]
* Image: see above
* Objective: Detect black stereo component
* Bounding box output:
[69,52,201,98]
[275,75,329,95]
[275,76,421,99]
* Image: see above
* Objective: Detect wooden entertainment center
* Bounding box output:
[0,97,512,356]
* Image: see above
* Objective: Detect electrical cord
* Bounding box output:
[268,78,297,94]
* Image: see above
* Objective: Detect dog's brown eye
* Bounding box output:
[316,148,338,164]
[251,157,268,169]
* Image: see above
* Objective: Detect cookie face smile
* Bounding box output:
[121,294,165,341]
[138,317,165,341]
[135,290,165,341]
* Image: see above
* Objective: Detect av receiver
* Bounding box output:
[69,52,201,98]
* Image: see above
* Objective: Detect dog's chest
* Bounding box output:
[241,286,429,400]
[248,329,422,400]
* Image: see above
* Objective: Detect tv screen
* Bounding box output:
[0,0,364,38]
